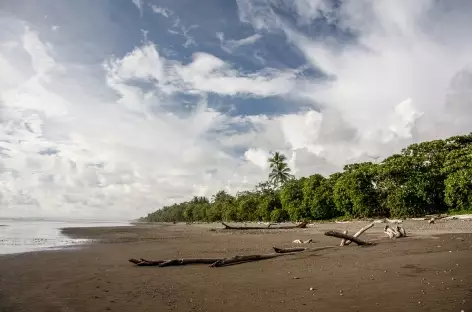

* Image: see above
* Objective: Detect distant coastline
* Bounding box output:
[0,217,131,223]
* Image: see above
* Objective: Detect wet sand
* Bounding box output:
[1,220,472,312]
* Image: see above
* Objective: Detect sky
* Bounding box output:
[1,0,472,220]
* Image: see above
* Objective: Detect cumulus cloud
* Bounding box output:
[1,1,472,220]
[105,42,306,99]
[244,148,270,170]
[236,0,472,158]
[0,18,302,219]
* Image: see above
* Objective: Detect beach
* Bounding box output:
[0,220,472,312]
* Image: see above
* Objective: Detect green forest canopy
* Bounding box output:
[141,133,472,223]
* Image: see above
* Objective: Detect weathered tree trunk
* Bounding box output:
[324,231,374,245]
[158,258,223,267]
[221,222,307,230]
[344,222,375,246]
[129,258,221,267]
[209,253,288,267]
[129,258,164,266]
[130,253,295,268]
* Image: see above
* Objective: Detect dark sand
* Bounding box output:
[1,221,472,312]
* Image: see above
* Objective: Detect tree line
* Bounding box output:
[141,133,472,223]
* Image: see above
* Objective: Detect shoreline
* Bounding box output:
[1,220,472,311]
[1,217,471,257]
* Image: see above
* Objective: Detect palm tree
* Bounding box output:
[267,152,293,187]
[268,152,287,169]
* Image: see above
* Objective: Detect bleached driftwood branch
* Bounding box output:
[292,239,313,244]
[324,231,374,245]
[384,225,407,239]
[340,230,349,246]
[386,218,403,224]
[344,222,375,246]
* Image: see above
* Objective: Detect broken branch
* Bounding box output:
[210,253,288,267]
[324,231,374,245]
[344,222,375,246]
[129,258,221,267]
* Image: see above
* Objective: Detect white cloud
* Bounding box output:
[150,5,171,18]
[1,1,472,220]
[244,148,270,170]
[131,0,143,16]
[105,42,306,99]
[236,0,472,158]
[151,7,198,49]
[0,22,299,219]
[22,26,57,78]
[217,32,262,53]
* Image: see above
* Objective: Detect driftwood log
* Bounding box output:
[324,231,374,245]
[210,253,289,267]
[273,246,336,253]
[426,214,448,220]
[384,225,407,239]
[292,239,313,244]
[221,222,307,230]
[129,258,222,267]
[344,222,375,246]
[130,253,295,268]
[129,258,164,266]
[129,245,338,268]
[386,218,403,224]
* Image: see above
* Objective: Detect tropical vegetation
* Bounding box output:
[141,134,472,223]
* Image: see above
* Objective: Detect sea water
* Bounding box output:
[0,218,131,255]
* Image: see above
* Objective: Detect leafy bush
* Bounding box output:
[445,169,472,211]
[280,178,309,221]
[310,179,341,220]
[333,163,381,218]
[270,209,289,222]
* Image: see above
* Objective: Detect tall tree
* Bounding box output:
[268,152,287,169]
[267,152,293,187]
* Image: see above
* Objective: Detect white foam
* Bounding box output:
[0,219,130,255]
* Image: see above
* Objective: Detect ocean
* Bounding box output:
[0,218,131,255]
